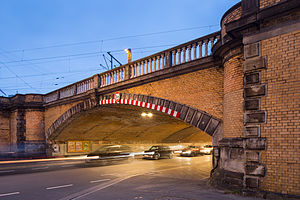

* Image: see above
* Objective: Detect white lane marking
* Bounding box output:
[90,179,111,183]
[59,176,136,200]
[101,173,119,176]
[0,170,15,173]
[46,184,73,190]
[60,165,74,168]
[0,192,20,197]
[32,167,49,170]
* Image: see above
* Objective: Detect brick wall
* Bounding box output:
[260,0,285,9]
[9,111,18,151]
[121,67,224,120]
[25,110,44,141]
[0,113,10,151]
[260,30,300,195]
[223,55,244,138]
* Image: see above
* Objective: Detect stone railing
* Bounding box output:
[127,31,220,79]
[44,31,220,104]
[99,66,126,87]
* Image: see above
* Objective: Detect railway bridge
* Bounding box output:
[0,0,299,197]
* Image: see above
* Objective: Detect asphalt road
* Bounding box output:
[0,155,262,200]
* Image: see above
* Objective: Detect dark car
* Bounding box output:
[143,145,173,160]
[86,145,133,161]
[180,145,201,157]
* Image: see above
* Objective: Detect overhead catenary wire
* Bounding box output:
[0,61,40,93]
[1,44,177,65]
[1,25,218,54]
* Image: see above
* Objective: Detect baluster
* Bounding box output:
[149,59,152,73]
[204,39,208,57]
[199,41,203,58]
[131,65,134,78]
[137,63,140,76]
[153,57,157,71]
[133,63,137,77]
[144,60,147,74]
[112,72,115,83]
[141,61,145,75]
[115,71,117,83]
[193,43,197,60]
[172,50,176,66]
[182,47,186,63]
[210,37,215,54]
[161,54,165,68]
[188,45,192,61]
[178,49,182,64]
[157,56,161,70]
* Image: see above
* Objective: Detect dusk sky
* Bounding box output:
[0,0,239,96]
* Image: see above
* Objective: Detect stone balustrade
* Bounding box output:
[99,67,125,87]
[44,31,220,104]
[76,76,95,94]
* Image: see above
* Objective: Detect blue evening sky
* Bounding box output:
[0,0,239,96]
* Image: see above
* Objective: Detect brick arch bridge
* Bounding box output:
[0,0,299,197]
[46,93,222,141]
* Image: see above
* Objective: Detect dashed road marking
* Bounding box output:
[0,192,20,197]
[46,184,73,190]
[90,179,111,183]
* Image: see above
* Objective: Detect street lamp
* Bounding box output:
[124,48,132,63]
[141,112,153,117]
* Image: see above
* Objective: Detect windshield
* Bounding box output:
[149,146,160,150]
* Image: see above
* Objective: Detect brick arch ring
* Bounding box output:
[46,93,222,140]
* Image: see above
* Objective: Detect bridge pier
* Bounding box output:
[0,94,47,158]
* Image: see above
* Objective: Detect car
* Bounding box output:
[86,145,133,161]
[199,145,213,155]
[143,145,173,160]
[180,145,201,157]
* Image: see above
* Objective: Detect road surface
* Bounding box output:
[0,155,262,200]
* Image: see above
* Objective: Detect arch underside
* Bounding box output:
[46,93,222,141]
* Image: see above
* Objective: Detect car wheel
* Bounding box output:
[153,153,160,160]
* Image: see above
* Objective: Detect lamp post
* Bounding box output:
[124,48,132,63]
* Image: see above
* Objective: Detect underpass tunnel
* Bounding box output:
[51,104,212,160]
